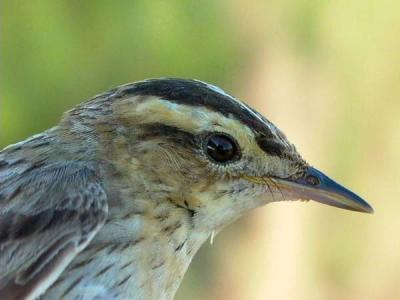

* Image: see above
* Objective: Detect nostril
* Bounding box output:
[305,175,320,186]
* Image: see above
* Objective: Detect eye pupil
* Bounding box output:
[205,134,239,163]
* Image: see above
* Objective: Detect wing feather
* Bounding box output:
[0,155,108,300]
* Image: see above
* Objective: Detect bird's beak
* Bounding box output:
[273,167,374,213]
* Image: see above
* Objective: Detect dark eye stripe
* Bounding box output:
[137,123,199,148]
[256,136,285,157]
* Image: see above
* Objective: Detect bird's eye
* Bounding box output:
[204,133,240,164]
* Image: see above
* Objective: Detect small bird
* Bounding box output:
[0,78,373,300]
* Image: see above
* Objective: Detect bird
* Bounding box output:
[0,78,373,300]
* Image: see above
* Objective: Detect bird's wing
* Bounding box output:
[0,161,108,300]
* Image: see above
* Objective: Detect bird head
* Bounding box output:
[73,78,373,233]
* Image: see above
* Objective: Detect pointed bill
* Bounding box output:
[273,167,374,213]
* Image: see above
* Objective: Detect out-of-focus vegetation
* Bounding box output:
[1,1,400,299]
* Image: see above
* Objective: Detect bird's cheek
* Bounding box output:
[238,176,286,205]
[169,192,202,211]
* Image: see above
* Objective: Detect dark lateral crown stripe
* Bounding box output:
[117,78,273,137]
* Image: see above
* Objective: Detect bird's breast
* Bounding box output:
[42,205,208,300]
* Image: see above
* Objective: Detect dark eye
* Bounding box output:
[204,133,240,164]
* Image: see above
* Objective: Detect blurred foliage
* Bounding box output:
[1,1,400,299]
[1,1,246,144]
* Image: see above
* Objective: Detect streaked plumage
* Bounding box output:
[0,78,372,299]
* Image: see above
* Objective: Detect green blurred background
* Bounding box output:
[1,1,400,299]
